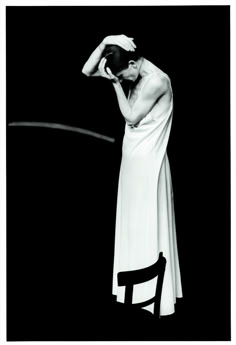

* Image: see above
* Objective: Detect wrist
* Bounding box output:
[112,80,122,88]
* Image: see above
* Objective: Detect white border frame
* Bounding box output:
[0,1,234,345]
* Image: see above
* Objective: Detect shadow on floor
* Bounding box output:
[18,296,186,341]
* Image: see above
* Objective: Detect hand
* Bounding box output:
[102,34,136,52]
[98,57,119,83]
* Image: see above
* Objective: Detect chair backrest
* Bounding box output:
[117,252,166,317]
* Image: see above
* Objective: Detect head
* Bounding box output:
[102,44,142,82]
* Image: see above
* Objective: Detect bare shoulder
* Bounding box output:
[143,72,171,96]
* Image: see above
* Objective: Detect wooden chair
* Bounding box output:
[117,252,166,318]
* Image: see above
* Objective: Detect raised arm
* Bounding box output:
[82,35,136,77]
[98,58,170,125]
[81,42,105,77]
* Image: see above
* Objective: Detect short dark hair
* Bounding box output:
[102,44,141,75]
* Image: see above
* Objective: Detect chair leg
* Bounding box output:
[124,284,133,304]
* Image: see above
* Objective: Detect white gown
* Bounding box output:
[112,72,183,316]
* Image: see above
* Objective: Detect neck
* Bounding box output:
[137,57,144,77]
[132,57,144,84]
[139,57,153,78]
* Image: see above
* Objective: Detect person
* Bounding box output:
[82,34,183,316]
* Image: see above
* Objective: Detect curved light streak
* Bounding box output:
[8,121,115,143]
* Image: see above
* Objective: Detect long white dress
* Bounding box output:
[112,71,183,316]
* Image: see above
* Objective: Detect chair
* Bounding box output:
[117,252,166,318]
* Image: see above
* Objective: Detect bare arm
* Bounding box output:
[81,42,105,77]
[97,58,168,125]
[112,76,168,125]
[81,35,136,77]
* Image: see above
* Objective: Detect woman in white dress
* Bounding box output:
[82,34,183,316]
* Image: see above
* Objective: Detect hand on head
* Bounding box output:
[98,57,119,83]
[103,34,136,52]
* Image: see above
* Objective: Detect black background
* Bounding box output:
[7,6,230,341]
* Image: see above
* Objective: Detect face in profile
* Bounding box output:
[115,61,139,83]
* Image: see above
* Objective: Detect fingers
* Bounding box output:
[106,67,112,75]
[98,58,115,80]
[98,59,118,82]
[98,57,108,77]
[98,57,106,72]
[106,34,137,52]
[106,67,119,83]
[106,67,115,78]
[126,36,137,49]
[120,34,137,50]
[118,37,136,51]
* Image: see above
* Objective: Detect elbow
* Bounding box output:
[124,111,134,125]
[126,118,138,127]
[81,67,91,77]
[127,119,136,126]
[127,119,139,128]
[126,112,141,127]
